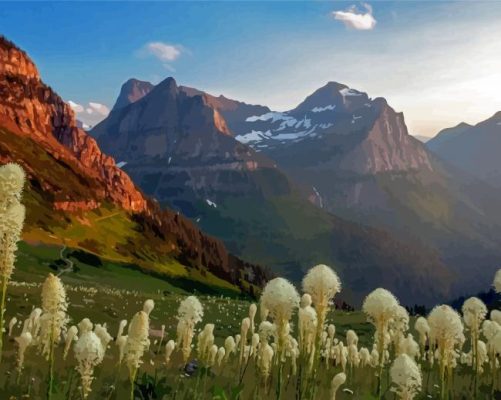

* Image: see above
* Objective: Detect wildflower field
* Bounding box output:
[3,163,501,400]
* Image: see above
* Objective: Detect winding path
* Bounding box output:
[57,244,74,277]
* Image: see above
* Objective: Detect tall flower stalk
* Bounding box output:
[259,277,299,399]
[176,296,203,365]
[74,318,105,399]
[0,163,26,362]
[38,273,68,400]
[427,305,464,400]
[302,264,341,344]
[363,288,399,399]
[462,297,487,397]
[124,300,153,400]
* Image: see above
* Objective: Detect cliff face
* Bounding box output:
[0,36,146,212]
[338,100,433,174]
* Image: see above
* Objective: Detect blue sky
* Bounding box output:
[2,1,501,136]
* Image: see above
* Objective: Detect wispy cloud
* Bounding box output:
[88,102,110,116]
[332,4,376,31]
[138,41,186,70]
[145,41,182,62]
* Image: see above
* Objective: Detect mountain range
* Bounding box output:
[3,35,501,306]
[91,75,501,303]
[87,77,455,305]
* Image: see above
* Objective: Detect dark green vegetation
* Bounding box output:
[176,181,452,307]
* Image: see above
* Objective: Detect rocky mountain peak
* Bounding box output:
[292,81,369,115]
[112,78,154,110]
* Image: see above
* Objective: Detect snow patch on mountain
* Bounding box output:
[319,123,333,129]
[295,116,312,129]
[312,104,336,113]
[236,130,272,144]
[246,111,294,123]
[206,199,217,208]
[340,88,363,97]
[274,126,316,141]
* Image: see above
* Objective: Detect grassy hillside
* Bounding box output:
[0,126,267,297]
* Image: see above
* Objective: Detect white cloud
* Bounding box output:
[137,41,187,71]
[144,41,182,62]
[88,102,110,116]
[68,100,84,113]
[332,4,376,30]
[67,100,110,129]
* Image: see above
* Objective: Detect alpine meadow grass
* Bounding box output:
[2,164,501,399]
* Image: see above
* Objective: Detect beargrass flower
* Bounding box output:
[260,277,299,358]
[302,264,341,340]
[63,325,78,359]
[493,269,501,293]
[37,273,68,400]
[176,296,203,364]
[331,372,346,400]
[15,332,32,377]
[427,305,464,398]
[0,172,25,361]
[390,354,422,400]
[74,319,105,399]
[414,317,429,358]
[165,339,175,365]
[462,297,487,378]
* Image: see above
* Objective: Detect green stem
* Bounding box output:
[276,362,283,400]
[202,368,209,400]
[194,366,202,399]
[239,350,252,385]
[130,368,137,400]
[0,274,8,363]
[106,362,122,400]
[65,369,74,400]
[48,329,55,400]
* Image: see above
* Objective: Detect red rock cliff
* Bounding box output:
[0,36,146,212]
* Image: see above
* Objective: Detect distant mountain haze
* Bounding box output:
[427,113,501,188]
